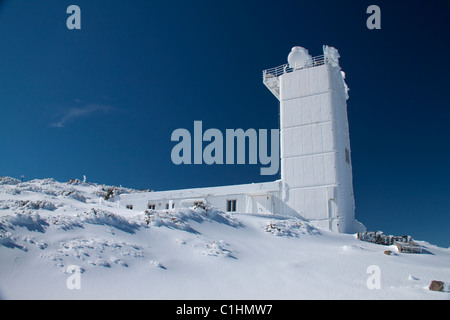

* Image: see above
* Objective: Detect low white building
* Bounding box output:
[120,46,365,233]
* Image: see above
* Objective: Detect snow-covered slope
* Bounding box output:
[0,177,449,300]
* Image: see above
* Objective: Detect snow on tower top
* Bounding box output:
[287,46,312,69]
[262,45,347,100]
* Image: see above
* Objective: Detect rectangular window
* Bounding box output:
[166,203,169,210]
[126,204,133,210]
[148,203,156,210]
[227,199,236,212]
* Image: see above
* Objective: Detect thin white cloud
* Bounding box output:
[51,104,115,128]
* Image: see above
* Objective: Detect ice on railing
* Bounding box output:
[262,44,346,83]
[262,55,328,82]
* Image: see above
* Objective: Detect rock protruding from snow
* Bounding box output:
[429,280,445,292]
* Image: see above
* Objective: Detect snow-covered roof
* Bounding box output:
[119,180,281,201]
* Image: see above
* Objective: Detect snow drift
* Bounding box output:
[0,177,449,299]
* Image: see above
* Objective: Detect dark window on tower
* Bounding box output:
[345,148,350,164]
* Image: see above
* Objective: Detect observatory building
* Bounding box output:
[120,45,364,233]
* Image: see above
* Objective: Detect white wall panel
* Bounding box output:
[321,122,334,152]
[313,154,325,185]
[323,153,336,184]
[311,124,322,153]
[301,126,313,154]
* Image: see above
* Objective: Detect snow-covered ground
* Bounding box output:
[0,177,449,300]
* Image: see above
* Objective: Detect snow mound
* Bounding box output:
[40,237,143,270]
[0,177,20,186]
[0,209,140,235]
[77,208,141,234]
[0,231,25,250]
[1,211,49,233]
[203,240,234,258]
[0,199,58,211]
[264,219,320,237]
[143,207,242,234]
[0,176,143,206]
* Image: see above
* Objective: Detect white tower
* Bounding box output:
[263,45,363,233]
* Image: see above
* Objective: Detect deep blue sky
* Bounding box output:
[1,0,449,247]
